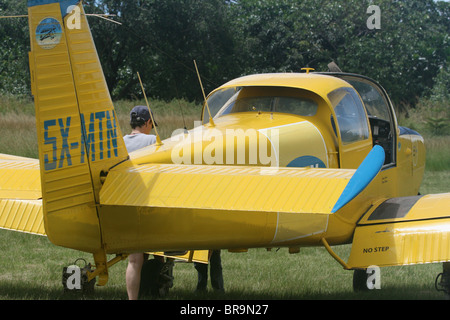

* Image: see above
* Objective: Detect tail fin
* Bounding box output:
[28,0,128,252]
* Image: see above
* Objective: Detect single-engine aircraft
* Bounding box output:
[1,0,450,298]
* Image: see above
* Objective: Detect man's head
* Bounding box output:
[130,105,157,131]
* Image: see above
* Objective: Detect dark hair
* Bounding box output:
[130,112,149,129]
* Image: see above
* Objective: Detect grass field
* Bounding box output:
[0,216,446,301]
[0,95,449,301]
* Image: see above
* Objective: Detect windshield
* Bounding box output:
[203,86,318,123]
[328,87,370,144]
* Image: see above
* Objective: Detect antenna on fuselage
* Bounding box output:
[137,72,163,146]
[0,13,119,21]
[193,60,215,127]
[327,61,343,72]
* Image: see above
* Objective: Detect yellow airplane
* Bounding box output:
[1,0,450,297]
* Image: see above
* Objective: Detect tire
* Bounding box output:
[353,269,369,292]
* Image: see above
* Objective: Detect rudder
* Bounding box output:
[28,0,128,252]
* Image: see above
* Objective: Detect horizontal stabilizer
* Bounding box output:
[0,155,45,236]
[0,157,41,200]
[0,199,45,236]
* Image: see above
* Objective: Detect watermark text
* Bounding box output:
[367,5,381,30]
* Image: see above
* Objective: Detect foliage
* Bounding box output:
[430,64,450,102]
[397,64,450,136]
[231,0,449,108]
[0,0,448,108]
[83,0,240,101]
[0,1,30,96]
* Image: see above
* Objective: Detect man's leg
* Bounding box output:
[194,261,208,291]
[210,250,224,292]
[126,253,145,300]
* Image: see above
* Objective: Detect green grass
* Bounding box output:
[0,97,202,158]
[423,136,450,172]
[0,95,449,300]
[420,170,450,194]
[0,230,445,300]
[397,97,450,171]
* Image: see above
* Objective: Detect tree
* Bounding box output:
[0,1,30,96]
[337,0,449,107]
[87,0,239,101]
[0,0,448,107]
[230,0,449,106]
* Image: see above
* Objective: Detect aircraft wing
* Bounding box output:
[348,193,450,269]
[99,163,354,215]
[100,145,385,215]
[0,154,45,236]
[97,162,360,252]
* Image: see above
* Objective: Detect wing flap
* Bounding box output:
[348,193,450,269]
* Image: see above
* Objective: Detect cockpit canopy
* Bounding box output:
[201,73,397,167]
[206,86,319,119]
[202,83,371,147]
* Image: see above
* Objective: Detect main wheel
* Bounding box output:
[353,269,369,292]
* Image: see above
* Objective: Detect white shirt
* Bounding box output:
[123,133,156,152]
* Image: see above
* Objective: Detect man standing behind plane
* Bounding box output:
[123,105,157,152]
[123,105,157,300]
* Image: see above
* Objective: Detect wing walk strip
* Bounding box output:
[100,164,354,214]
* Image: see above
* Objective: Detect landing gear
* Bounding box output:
[62,258,96,294]
[352,269,369,292]
[139,258,175,299]
[435,262,450,300]
[354,263,450,299]
[61,254,128,295]
[352,266,381,291]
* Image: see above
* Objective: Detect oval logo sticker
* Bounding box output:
[36,17,62,50]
